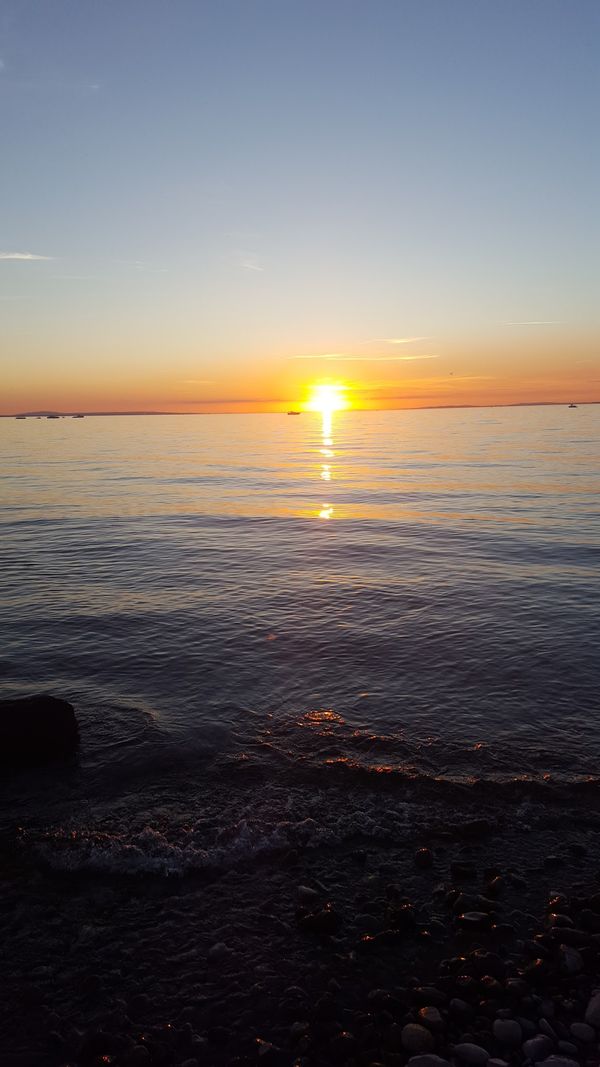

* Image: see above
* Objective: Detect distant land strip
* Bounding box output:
[3,401,597,418]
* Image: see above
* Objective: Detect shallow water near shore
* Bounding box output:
[1,406,599,872]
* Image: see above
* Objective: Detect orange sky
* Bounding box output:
[3,324,598,415]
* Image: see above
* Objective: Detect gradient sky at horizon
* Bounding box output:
[1,0,599,413]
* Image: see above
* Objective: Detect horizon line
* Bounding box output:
[4,399,596,418]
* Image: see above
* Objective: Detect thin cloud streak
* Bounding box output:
[0,251,54,260]
[289,353,440,363]
[502,320,563,326]
[364,336,431,344]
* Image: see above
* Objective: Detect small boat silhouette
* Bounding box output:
[568,403,577,408]
[287,410,301,415]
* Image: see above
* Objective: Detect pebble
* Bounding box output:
[415,848,434,869]
[290,1021,310,1041]
[557,1043,578,1057]
[457,912,492,929]
[418,1006,444,1031]
[122,1048,151,1066]
[451,862,477,882]
[538,1059,579,1067]
[569,1022,595,1042]
[555,951,580,977]
[538,1019,557,1040]
[449,999,473,1021]
[584,991,600,1027]
[297,905,341,936]
[453,1042,489,1065]
[407,1058,451,1067]
[492,1019,522,1047]
[401,1024,435,1054]
[522,1035,554,1061]
[297,885,320,905]
[207,942,232,963]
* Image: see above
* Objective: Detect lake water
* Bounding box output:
[1,406,599,873]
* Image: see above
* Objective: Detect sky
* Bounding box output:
[1,0,599,414]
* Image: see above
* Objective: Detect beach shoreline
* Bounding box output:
[2,778,600,1067]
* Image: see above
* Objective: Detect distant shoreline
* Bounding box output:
[2,400,598,418]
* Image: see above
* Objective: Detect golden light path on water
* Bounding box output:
[305,383,349,520]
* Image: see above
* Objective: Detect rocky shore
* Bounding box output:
[2,801,600,1067]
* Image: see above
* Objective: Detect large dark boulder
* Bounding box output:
[0,694,79,766]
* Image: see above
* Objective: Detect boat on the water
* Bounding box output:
[15,415,26,420]
[568,403,577,408]
[72,414,85,418]
[287,410,301,415]
[47,414,60,419]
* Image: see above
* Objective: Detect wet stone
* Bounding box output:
[453,1042,489,1065]
[557,1043,578,1057]
[522,1035,554,1061]
[492,1019,522,1047]
[538,1059,579,1067]
[569,1022,595,1042]
[451,862,478,882]
[407,1057,451,1067]
[418,1006,444,1031]
[401,1024,435,1054]
[584,992,600,1027]
[457,912,492,930]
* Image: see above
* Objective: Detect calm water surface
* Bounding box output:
[1,407,599,870]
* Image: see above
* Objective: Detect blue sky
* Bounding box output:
[1,0,598,411]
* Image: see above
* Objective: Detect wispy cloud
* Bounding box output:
[179,379,216,385]
[502,320,563,326]
[0,251,54,261]
[364,336,431,344]
[289,353,440,363]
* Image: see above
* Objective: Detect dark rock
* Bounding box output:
[297,904,341,936]
[406,1057,451,1067]
[492,1020,521,1047]
[585,992,600,1027]
[415,848,434,869]
[556,1043,578,1057]
[329,1031,356,1059]
[122,1047,151,1066]
[412,987,447,1007]
[537,1059,579,1067]
[0,694,78,765]
[522,1035,553,1061]
[451,862,478,882]
[456,912,492,930]
[418,1007,444,1031]
[386,901,416,932]
[401,1023,435,1053]
[569,1022,594,1042]
[453,1042,489,1064]
[486,876,505,898]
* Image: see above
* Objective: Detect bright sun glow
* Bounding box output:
[306,383,349,414]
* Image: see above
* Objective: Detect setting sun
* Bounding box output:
[306,384,349,414]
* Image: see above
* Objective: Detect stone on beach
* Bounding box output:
[584,991,600,1027]
[407,1057,451,1067]
[522,1035,554,1061]
[453,1042,489,1065]
[0,693,78,765]
[492,1019,522,1046]
[401,1023,435,1053]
